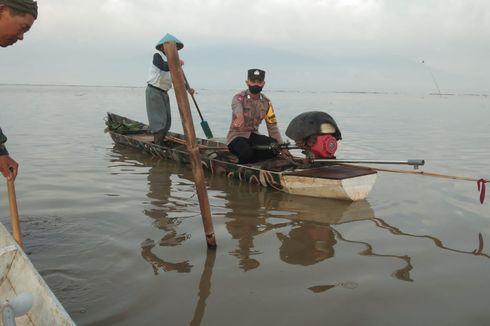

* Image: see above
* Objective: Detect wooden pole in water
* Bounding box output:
[6,177,24,248]
[163,41,217,248]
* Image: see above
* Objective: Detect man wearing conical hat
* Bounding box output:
[0,0,38,180]
[145,33,189,145]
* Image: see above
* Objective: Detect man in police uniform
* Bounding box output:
[227,69,288,164]
[0,0,38,180]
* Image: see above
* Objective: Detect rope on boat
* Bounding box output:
[370,166,487,204]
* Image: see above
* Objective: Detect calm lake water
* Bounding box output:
[0,85,489,325]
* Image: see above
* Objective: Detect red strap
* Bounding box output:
[477,179,486,204]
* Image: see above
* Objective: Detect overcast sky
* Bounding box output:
[1,0,489,93]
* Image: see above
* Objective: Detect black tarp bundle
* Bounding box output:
[285,111,342,142]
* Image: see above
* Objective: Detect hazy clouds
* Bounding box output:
[1,0,489,93]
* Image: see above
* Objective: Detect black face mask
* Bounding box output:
[248,85,263,94]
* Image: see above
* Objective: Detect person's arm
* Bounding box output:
[264,103,292,157]
[0,129,18,179]
[154,53,190,94]
[0,155,18,180]
[153,53,185,71]
[231,95,245,128]
[153,53,169,71]
[0,129,8,156]
[264,102,283,144]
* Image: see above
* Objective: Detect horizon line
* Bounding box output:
[0,83,488,97]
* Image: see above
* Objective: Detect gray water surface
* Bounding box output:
[0,85,489,325]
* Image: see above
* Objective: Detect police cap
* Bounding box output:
[247,69,265,81]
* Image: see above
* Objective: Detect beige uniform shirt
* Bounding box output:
[226,90,284,145]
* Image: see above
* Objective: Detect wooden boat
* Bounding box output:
[0,223,74,325]
[105,112,377,201]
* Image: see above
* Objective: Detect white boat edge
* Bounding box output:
[0,222,75,326]
[280,173,378,201]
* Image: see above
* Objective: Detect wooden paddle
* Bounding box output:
[6,177,24,248]
[182,71,214,139]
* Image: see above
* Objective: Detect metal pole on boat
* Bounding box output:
[163,41,217,248]
[6,177,24,248]
[313,159,425,170]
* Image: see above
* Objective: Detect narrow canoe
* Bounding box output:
[105,112,377,201]
[0,223,74,325]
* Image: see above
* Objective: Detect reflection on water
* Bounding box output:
[140,238,192,274]
[223,190,361,270]
[208,176,377,270]
[190,248,216,326]
[110,145,193,274]
[111,143,490,281]
[251,185,415,281]
[277,224,336,266]
[223,197,287,271]
[334,230,414,282]
[105,142,490,325]
[140,165,193,273]
[308,281,359,293]
[256,190,376,226]
[373,218,490,259]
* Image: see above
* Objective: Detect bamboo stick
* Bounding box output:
[351,164,487,203]
[371,166,485,182]
[164,41,217,248]
[6,177,24,248]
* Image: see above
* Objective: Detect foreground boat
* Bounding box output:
[0,223,74,325]
[105,113,377,201]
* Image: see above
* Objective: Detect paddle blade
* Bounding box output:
[201,120,214,139]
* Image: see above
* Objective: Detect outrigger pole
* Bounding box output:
[252,143,425,169]
[256,142,486,201]
[164,40,217,248]
[312,159,425,170]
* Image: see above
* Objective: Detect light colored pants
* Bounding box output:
[145,85,171,134]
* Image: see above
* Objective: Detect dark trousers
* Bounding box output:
[228,134,278,164]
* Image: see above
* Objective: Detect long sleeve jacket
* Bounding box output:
[0,128,8,155]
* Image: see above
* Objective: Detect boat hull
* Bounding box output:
[281,173,377,201]
[106,113,377,201]
[0,223,74,325]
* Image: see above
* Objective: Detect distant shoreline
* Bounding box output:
[0,83,487,98]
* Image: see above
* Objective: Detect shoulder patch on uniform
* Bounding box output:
[237,96,243,102]
[265,103,277,124]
